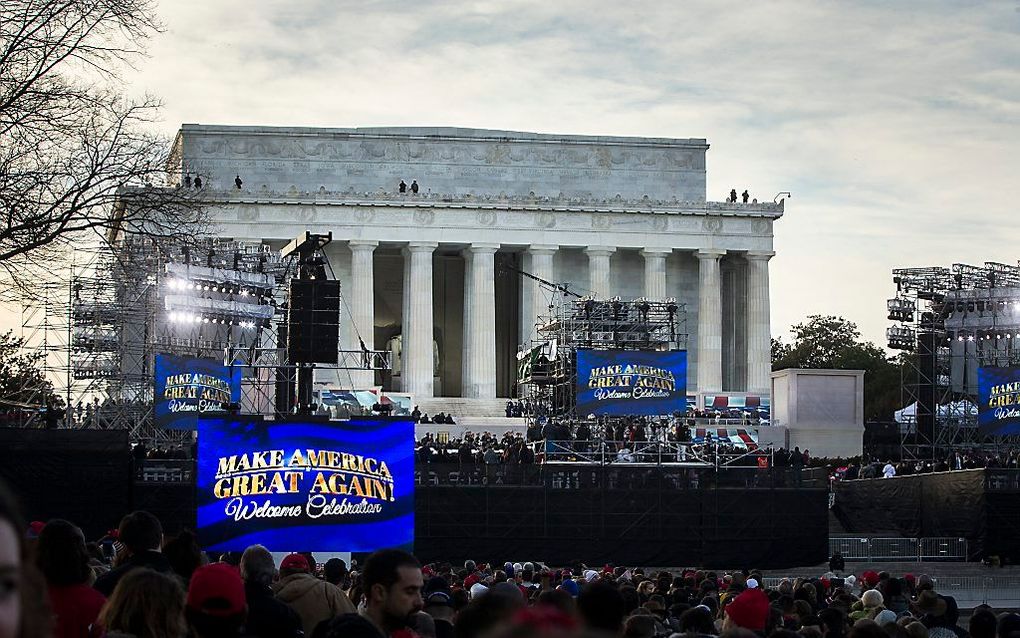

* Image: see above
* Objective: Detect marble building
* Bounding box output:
[170,125,782,408]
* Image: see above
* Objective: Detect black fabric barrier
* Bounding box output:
[0,429,132,539]
[0,442,828,567]
[415,474,828,568]
[833,469,1020,562]
[135,465,827,567]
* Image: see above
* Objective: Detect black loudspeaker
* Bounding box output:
[917,331,937,443]
[288,280,340,364]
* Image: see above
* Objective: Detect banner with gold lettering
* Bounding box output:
[575,349,687,416]
[978,367,1020,436]
[196,417,414,552]
[154,354,242,429]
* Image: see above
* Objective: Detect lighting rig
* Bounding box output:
[887,261,1020,457]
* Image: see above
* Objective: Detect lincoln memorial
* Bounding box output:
[171,125,782,412]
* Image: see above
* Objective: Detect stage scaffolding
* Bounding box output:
[21,237,389,445]
[520,296,688,421]
[887,262,1020,459]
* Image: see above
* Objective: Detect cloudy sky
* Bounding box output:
[126,0,1020,345]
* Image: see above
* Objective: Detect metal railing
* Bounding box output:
[530,440,774,469]
[763,575,1020,605]
[828,537,968,561]
[415,462,828,489]
[135,460,194,483]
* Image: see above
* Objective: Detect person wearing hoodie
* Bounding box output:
[273,553,356,635]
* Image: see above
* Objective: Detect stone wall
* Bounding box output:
[174,125,708,202]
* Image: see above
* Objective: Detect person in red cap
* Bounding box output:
[273,552,355,635]
[187,562,247,637]
[861,570,881,589]
[722,587,770,633]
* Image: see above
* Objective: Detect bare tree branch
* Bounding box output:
[0,0,205,299]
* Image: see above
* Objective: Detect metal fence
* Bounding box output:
[135,460,193,483]
[763,575,1020,606]
[829,537,968,561]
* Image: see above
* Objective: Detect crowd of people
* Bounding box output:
[505,401,537,418]
[412,432,812,468]
[411,408,457,425]
[416,432,535,466]
[2,478,1018,638]
[840,451,1020,480]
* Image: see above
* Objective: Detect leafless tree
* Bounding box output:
[0,0,206,298]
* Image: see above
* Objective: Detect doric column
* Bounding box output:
[640,248,672,300]
[348,240,377,388]
[746,251,775,394]
[400,246,411,389]
[463,244,499,398]
[403,242,437,397]
[696,249,726,396]
[585,246,616,298]
[522,245,557,343]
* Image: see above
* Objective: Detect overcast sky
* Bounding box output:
[109,0,1019,345]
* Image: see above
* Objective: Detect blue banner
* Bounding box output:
[575,350,687,416]
[978,367,1020,436]
[196,417,414,553]
[154,354,241,429]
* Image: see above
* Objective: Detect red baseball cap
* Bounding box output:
[725,588,770,631]
[187,563,246,616]
[281,553,311,572]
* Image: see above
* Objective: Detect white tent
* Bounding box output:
[894,400,978,423]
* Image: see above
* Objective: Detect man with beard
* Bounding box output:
[362,549,425,637]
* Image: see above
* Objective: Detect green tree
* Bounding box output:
[0,331,60,408]
[773,315,900,421]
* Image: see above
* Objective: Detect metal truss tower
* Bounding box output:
[887,261,1020,459]
[521,295,688,421]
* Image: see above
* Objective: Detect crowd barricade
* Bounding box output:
[412,462,828,489]
[918,537,969,561]
[828,536,968,561]
[828,537,871,560]
[135,459,194,483]
[763,574,1020,605]
[986,469,1020,491]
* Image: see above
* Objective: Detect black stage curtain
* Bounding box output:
[0,429,131,539]
[415,482,828,568]
[833,469,1020,561]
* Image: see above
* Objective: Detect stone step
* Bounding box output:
[415,398,511,418]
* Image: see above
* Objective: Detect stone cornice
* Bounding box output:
[181,188,784,219]
[179,124,710,150]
